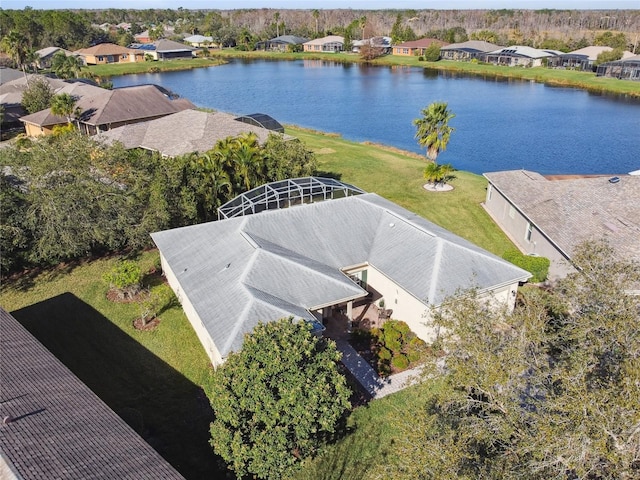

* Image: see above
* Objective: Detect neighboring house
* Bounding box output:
[130,40,195,61]
[393,38,447,56]
[184,34,215,47]
[0,307,184,480]
[596,54,640,81]
[96,109,292,157]
[352,36,392,54]
[0,67,24,86]
[481,46,561,67]
[256,35,309,52]
[439,40,501,61]
[75,43,144,65]
[20,83,195,136]
[134,30,152,43]
[546,45,613,70]
[34,46,77,69]
[303,35,345,52]
[0,72,67,127]
[483,170,640,279]
[152,178,530,367]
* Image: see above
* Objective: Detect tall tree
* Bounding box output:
[413,102,455,163]
[1,31,28,70]
[21,76,55,114]
[209,317,351,480]
[312,9,320,36]
[379,240,640,479]
[51,51,84,79]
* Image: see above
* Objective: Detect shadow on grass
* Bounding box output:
[11,293,228,480]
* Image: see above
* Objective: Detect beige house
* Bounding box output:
[20,83,194,137]
[483,170,640,279]
[393,38,447,56]
[75,43,144,65]
[303,35,344,52]
[152,178,530,367]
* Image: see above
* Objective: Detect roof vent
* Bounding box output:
[609,176,620,184]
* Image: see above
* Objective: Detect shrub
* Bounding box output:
[103,260,142,300]
[502,249,550,283]
[378,347,392,361]
[418,56,425,61]
[391,354,409,370]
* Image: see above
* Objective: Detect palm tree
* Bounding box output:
[193,152,232,219]
[51,93,80,126]
[423,162,456,187]
[231,133,262,191]
[1,31,28,70]
[312,9,320,36]
[360,16,367,40]
[413,102,455,163]
[274,12,281,37]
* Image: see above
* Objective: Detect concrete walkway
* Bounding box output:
[335,339,423,399]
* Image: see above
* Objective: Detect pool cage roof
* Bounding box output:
[234,113,284,133]
[217,177,366,219]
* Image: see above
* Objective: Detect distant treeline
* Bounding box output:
[1,8,638,54]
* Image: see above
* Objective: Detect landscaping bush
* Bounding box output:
[103,259,142,300]
[378,346,392,362]
[502,249,550,282]
[391,354,409,370]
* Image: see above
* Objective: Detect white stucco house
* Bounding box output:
[152,177,531,367]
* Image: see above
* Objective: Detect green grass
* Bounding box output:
[0,129,514,479]
[0,252,223,479]
[87,57,225,77]
[288,126,515,256]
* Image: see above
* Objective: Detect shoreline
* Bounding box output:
[90,50,640,99]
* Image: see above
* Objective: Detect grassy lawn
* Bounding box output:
[0,129,513,479]
[88,57,226,77]
[288,126,515,256]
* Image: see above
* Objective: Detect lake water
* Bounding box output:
[112,59,640,175]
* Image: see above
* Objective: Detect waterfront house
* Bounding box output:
[20,84,194,137]
[392,38,447,56]
[75,43,144,65]
[481,46,560,67]
[352,36,392,54]
[96,109,293,157]
[483,170,640,279]
[34,46,77,69]
[303,35,344,52]
[596,54,640,81]
[184,34,215,47]
[130,39,195,61]
[439,40,501,61]
[256,35,309,52]
[152,178,530,367]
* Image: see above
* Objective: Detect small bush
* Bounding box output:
[103,260,142,300]
[502,249,550,282]
[378,347,392,361]
[418,56,425,61]
[391,354,409,370]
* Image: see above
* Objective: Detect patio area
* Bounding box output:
[322,301,392,342]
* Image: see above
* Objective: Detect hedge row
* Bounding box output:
[502,249,550,283]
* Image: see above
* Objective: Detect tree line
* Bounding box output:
[0,129,316,274]
[1,8,638,64]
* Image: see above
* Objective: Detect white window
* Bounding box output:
[525,222,533,242]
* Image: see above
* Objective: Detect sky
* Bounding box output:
[2,1,638,10]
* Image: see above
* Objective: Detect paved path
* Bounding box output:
[335,339,423,399]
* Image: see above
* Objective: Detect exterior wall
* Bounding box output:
[158,51,193,61]
[82,52,143,65]
[484,183,574,279]
[160,254,224,367]
[393,46,417,56]
[24,123,57,137]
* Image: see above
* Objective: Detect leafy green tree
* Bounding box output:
[0,172,29,273]
[262,134,317,182]
[595,47,624,65]
[422,42,441,62]
[21,77,55,114]
[414,102,455,163]
[380,240,640,479]
[594,31,628,50]
[209,317,351,480]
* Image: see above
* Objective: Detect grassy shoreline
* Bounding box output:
[90,49,640,98]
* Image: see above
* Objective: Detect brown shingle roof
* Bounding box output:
[0,307,184,479]
[484,170,640,263]
[75,42,138,56]
[395,38,448,48]
[96,108,293,157]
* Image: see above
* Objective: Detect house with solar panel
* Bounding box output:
[152,177,531,367]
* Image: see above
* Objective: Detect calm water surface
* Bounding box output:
[112,59,640,175]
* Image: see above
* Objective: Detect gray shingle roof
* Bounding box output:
[0,308,184,480]
[96,109,292,157]
[440,40,501,52]
[484,170,640,262]
[152,192,530,359]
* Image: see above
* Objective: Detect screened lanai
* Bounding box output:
[234,113,285,133]
[217,176,366,219]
